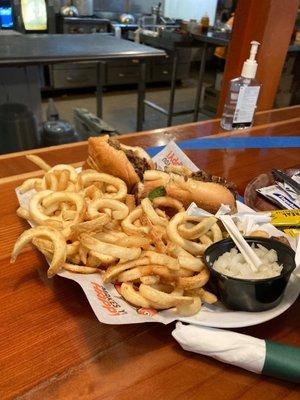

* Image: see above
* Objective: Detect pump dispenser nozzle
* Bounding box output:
[241,41,261,79]
[249,41,260,60]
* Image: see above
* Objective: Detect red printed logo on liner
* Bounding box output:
[137,307,157,317]
[91,282,127,316]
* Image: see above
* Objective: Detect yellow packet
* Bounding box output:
[269,209,300,227]
[283,228,300,238]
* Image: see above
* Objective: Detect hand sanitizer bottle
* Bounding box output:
[220,41,261,130]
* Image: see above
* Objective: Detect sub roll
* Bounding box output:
[85,135,154,190]
[139,169,237,214]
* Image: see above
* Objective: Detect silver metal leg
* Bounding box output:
[167,52,179,127]
[193,42,208,122]
[96,62,106,118]
[137,61,146,131]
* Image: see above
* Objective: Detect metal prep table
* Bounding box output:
[0,34,165,131]
[190,32,230,121]
[140,31,230,127]
[140,32,201,127]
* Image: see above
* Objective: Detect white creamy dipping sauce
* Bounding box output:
[212,244,283,279]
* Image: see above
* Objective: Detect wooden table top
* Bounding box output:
[0,106,299,400]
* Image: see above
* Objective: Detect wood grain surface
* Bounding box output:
[0,108,299,400]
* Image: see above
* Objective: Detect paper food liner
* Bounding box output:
[15,141,300,326]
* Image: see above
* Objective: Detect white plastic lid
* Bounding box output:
[241,41,260,79]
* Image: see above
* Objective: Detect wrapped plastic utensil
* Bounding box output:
[172,322,300,383]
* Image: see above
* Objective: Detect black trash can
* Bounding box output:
[0,103,39,154]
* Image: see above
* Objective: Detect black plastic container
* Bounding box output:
[204,237,296,312]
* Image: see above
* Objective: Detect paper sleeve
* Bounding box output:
[263,340,300,383]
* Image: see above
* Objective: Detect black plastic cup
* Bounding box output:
[204,237,296,312]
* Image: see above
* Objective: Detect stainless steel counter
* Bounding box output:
[0,33,165,131]
[0,33,165,66]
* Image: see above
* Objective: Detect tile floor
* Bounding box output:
[42,77,215,134]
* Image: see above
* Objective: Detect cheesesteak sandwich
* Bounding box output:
[85,136,237,214]
[138,167,237,214]
[85,135,154,190]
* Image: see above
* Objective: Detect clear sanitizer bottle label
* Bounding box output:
[233,86,260,124]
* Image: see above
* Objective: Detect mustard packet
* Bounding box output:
[269,209,300,227]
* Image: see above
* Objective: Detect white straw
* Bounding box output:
[219,215,262,272]
[294,235,300,278]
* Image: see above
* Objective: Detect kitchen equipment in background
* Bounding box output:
[0,103,39,154]
[50,18,110,89]
[138,15,156,30]
[73,0,93,17]
[46,98,59,121]
[21,0,47,30]
[119,0,135,25]
[0,0,14,29]
[119,13,135,24]
[60,3,79,17]
[42,119,78,146]
[57,15,111,33]
[114,25,121,38]
[200,13,210,34]
[73,108,118,139]
[148,2,176,26]
[151,1,162,24]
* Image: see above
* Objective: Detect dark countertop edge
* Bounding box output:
[140,32,229,50]
[111,23,139,28]
[139,33,204,51]
[192,33,299,51]
[63,17,111,22]
[0,52,166,66]
[0,33,135,40]
[191,33,230,46]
